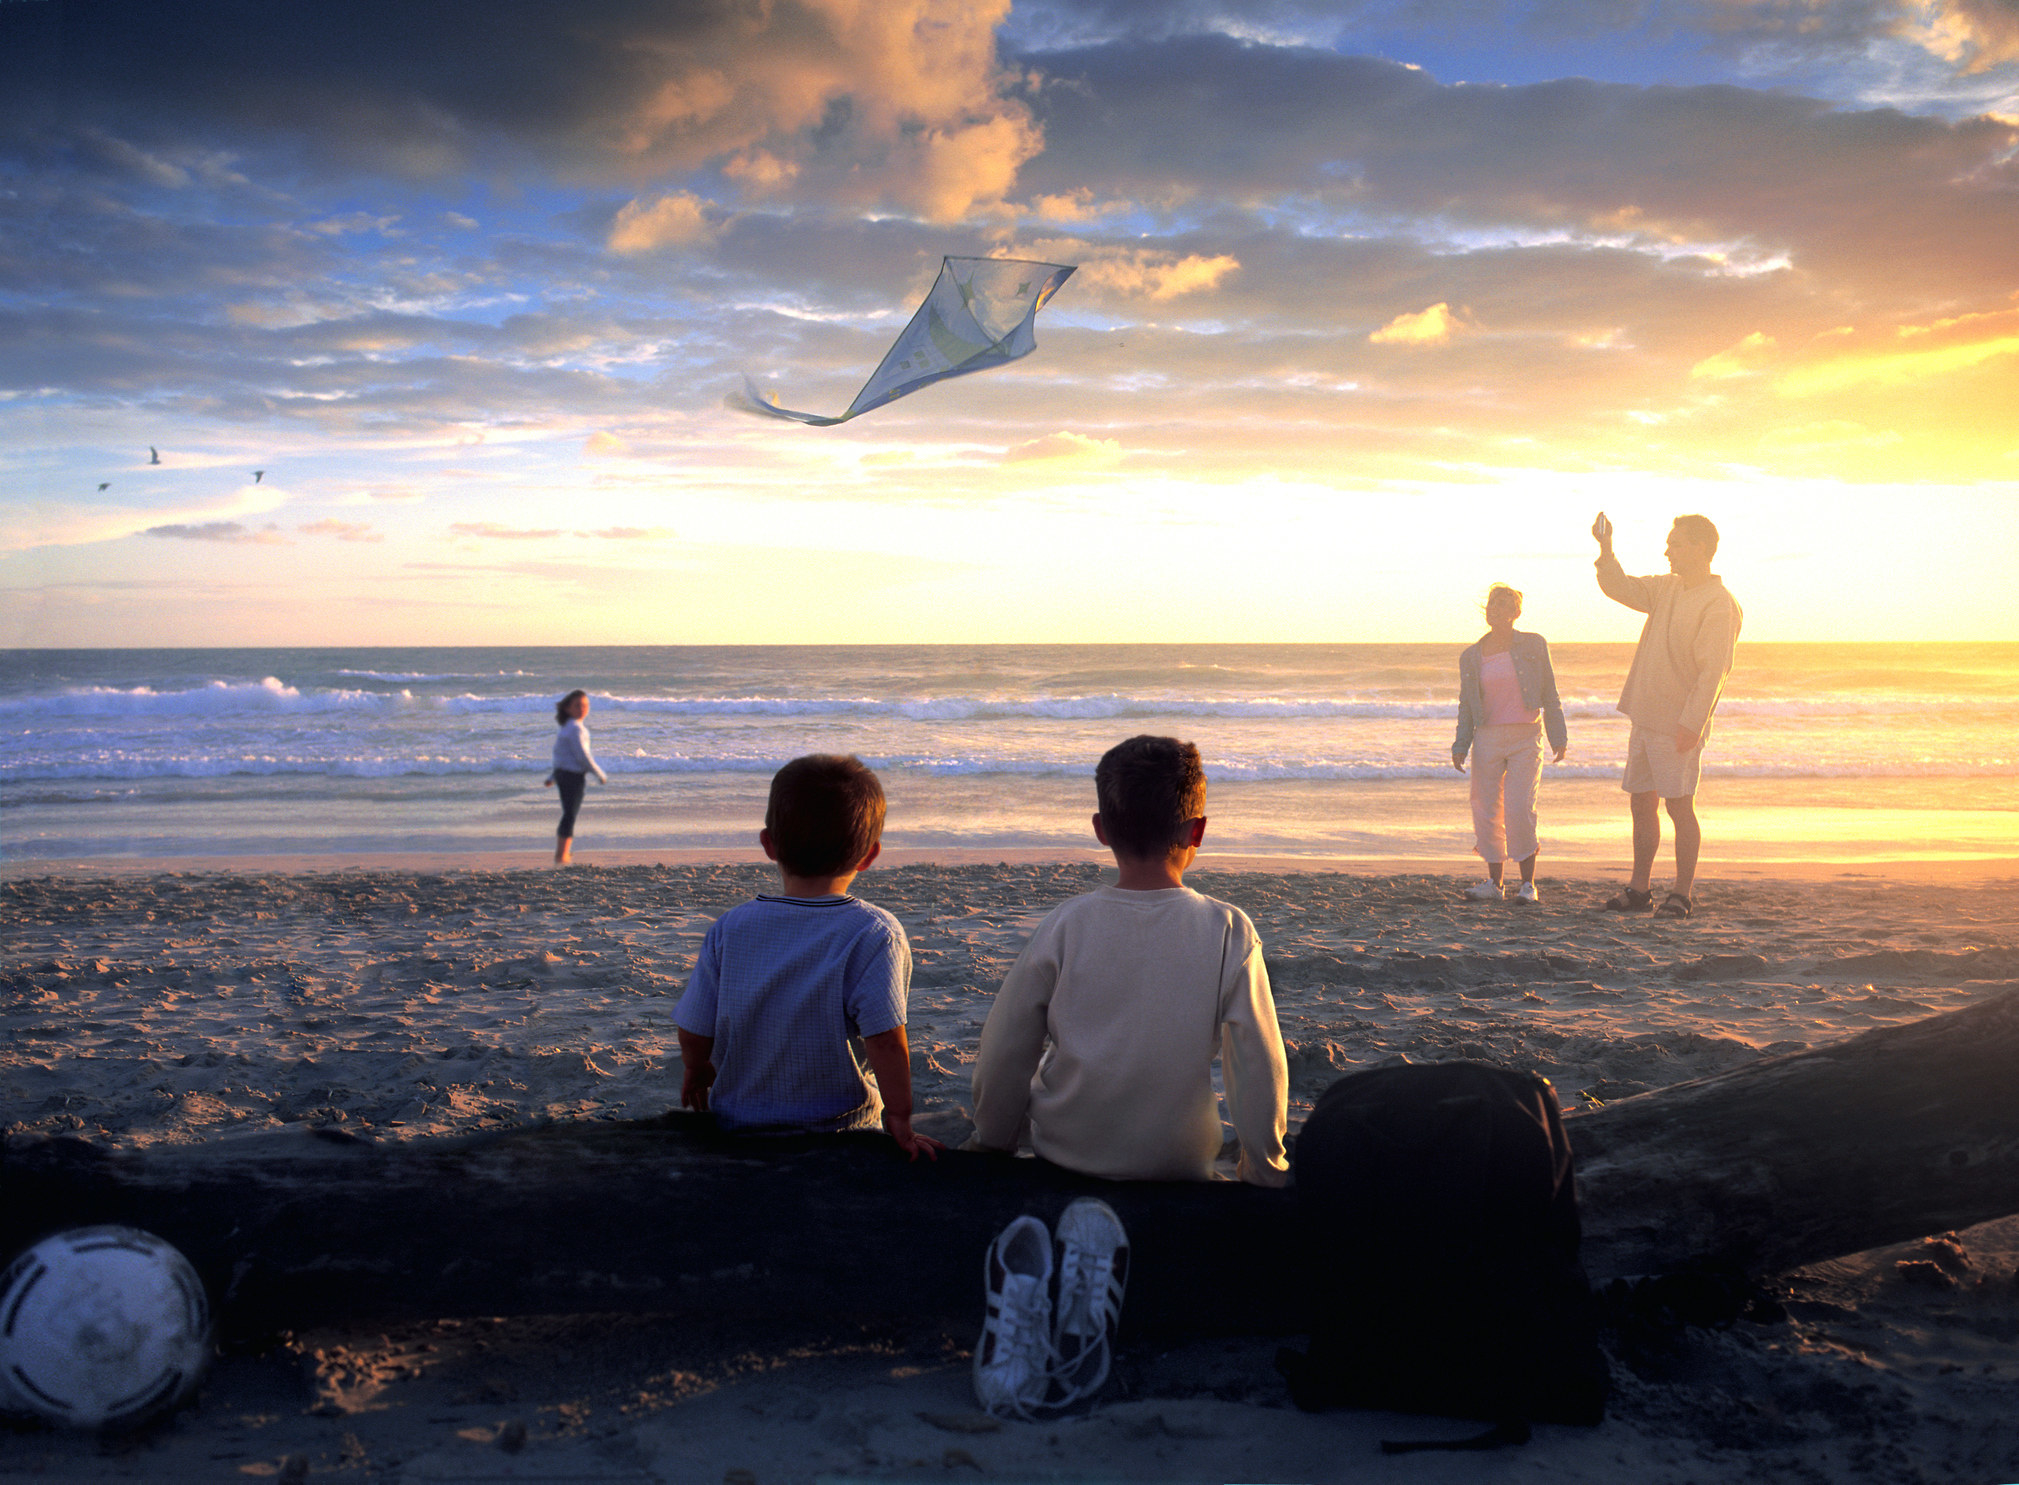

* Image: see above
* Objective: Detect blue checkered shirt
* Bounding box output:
[674,894,910,1134]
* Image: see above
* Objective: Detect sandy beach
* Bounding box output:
[5,857,2018,1482]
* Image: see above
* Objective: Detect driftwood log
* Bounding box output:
[5,988,2017,1342]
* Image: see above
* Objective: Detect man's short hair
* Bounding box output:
[766,754,886,877]
[1672,514,1719,559]
[1095,735,1207,859]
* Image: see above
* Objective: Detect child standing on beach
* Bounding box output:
[968,735,1290,1186]
[674,755,941,1159]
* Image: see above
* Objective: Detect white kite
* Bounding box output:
[741,256,1076,426]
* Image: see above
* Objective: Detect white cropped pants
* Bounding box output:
[1470,721,1543,864]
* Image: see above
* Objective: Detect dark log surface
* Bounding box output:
[6,987,2017,1341]
[1570,980,2019,1278]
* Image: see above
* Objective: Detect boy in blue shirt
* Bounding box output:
[675,754,940,1159]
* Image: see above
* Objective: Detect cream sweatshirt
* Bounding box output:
[969,886,1290,1186]
[1596,556,1743,740]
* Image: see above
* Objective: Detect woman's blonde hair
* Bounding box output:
[1483,583,1523,615]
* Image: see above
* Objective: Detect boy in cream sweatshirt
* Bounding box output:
[968,735,1289,1186]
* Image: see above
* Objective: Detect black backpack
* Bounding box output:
[1276,1061,1607,1443]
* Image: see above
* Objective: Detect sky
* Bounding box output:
[2,0,2017,647]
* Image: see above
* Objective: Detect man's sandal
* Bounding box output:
[1656,892,1694,918]
[1602,887,1654,912]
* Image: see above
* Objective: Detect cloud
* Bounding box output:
[4,0,1044,220]
[143,521,286,544]
[581,525,677,539]
[1906,0,2019,72]
[1776,328,2019,394]
[584,431,631,457]
[1014,35,2019,303]
[1755,419,1905,452]
[1074,250,1240,300]
[607,192,714,253]
[449,522,564,539]
[1691,330,1778,379]
[298,518,384,542]
[1003,430,1125,465]
[1370,302,1471,345]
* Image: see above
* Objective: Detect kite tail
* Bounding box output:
[731,374,851,427]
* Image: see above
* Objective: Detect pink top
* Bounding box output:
[1480,650,1541,726]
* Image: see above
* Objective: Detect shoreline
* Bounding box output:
[6,844,2016,884]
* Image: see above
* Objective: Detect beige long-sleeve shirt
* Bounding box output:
[1596,556,1743,740]
[969,886,1290,1186]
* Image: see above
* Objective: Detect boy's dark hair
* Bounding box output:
[1095,735,1207,859]
[766,754,887,877]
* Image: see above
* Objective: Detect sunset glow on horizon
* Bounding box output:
[3,0,2017,648]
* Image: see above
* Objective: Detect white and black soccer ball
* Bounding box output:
[0,1226,212,1430]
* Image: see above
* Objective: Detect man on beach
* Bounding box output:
[1591,512,1742,918]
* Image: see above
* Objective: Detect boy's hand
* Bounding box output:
[676,1028,716,1114]
[883,1110,945,1161]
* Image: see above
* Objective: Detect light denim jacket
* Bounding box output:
[1454,630,1568,760]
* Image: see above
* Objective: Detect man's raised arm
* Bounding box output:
[1592,510,1653,612]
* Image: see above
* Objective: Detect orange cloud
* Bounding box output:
[449,522,563,540]
[1775,311,2019,395]
[1002,431,1124,466]
[1074,251,1240,301]
[607,192,713,253]
[1905,0,2019,72]
[1691,331,1778,380]
[298,518,384,542]
[611,0,1039,222]
[1369,303,1471,346]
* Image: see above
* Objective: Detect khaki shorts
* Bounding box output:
[1622,724,1703,799]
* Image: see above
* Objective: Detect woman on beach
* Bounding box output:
[1452,585,1568,904]
[544,689,608,866]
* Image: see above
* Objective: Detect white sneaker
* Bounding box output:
[1464,879,1504,901]
[1050,1198,1129,1405]
[1514,881,1539,905]
[974,1215,1056,1419]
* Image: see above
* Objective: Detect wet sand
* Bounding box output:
[3,859,2018,1482]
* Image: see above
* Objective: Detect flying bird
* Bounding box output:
[739,256,1076,426]
[98,482,110,491]
[253,470,264,483]
[149,447,160,465]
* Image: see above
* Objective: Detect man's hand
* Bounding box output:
[1553,744,1568,763]
[1674,726,1701,753]
[1592,511,1613,558]
[1451,748,1467,773]
[883,1110,945,1162]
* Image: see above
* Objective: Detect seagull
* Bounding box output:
[149,447,160,465]
[253,470,264,483]
[98,482,110,491]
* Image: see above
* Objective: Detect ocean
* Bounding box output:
[3,644,2016,865]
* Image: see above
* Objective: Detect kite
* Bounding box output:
[741,256,1076,427]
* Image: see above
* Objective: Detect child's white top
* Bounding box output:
[551,718,608,782]
[969,885,1289,1185]
[674,894,909,1134]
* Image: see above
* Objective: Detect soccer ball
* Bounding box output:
[0,1226,212,1430]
